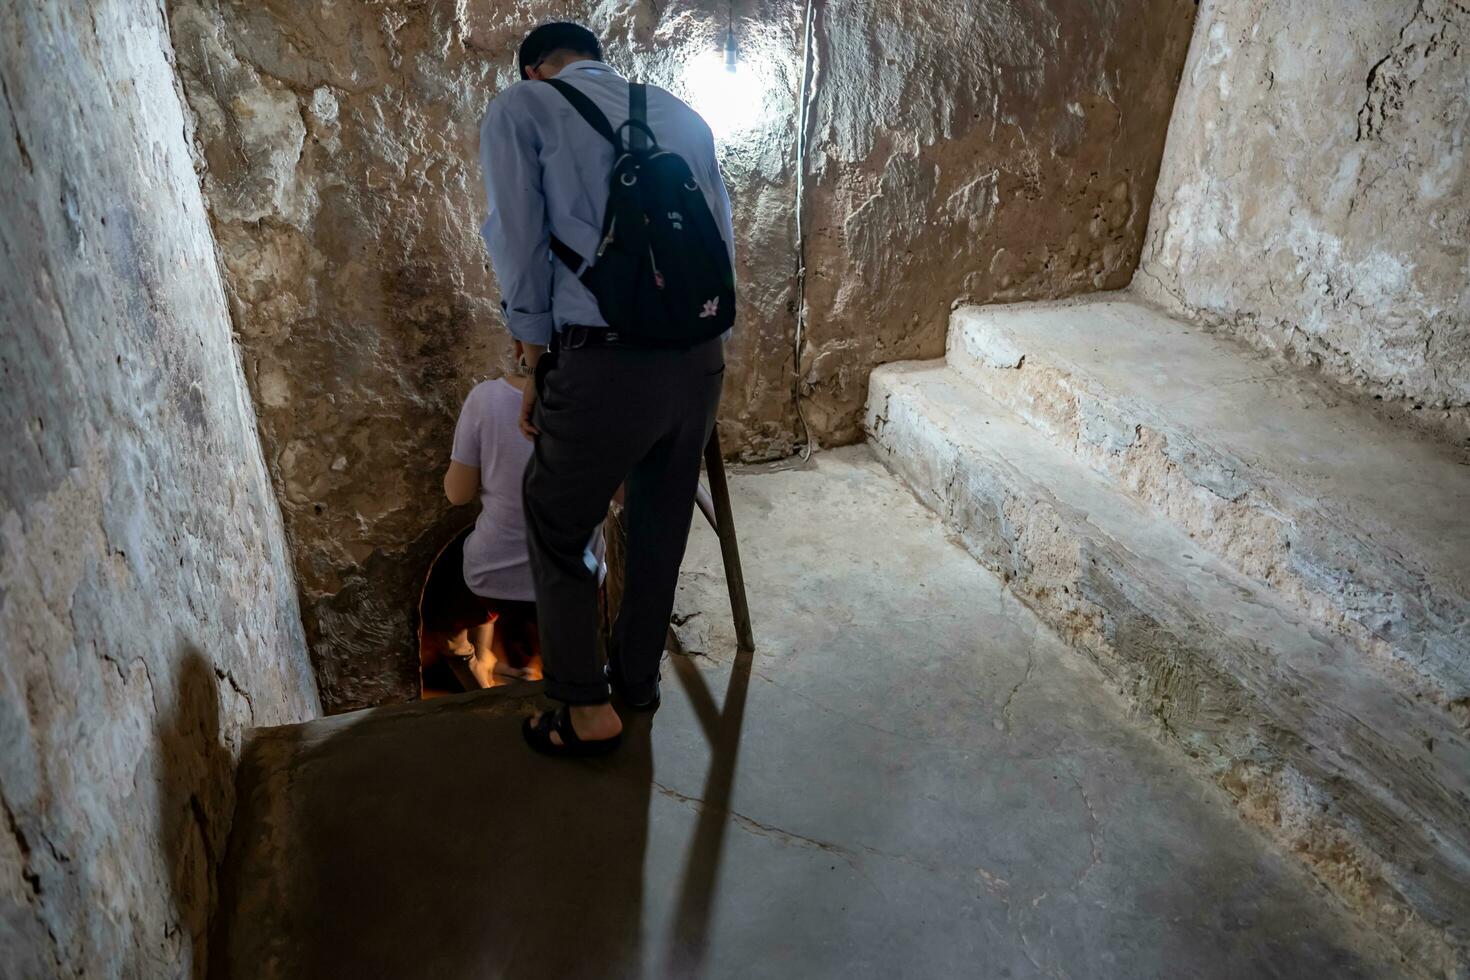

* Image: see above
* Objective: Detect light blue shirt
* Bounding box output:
[479,60,737,346]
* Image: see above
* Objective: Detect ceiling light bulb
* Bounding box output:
[682,48,764,139]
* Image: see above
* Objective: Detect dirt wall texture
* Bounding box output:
[170,0,1196,711]
[800,0,1200,442]
[1135,0,1470,442]
[0,1,320,976]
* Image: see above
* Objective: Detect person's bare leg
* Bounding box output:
[469,618,538,682]
[466,620,501,688]
[514,623,544,681]
[447,628,474,658]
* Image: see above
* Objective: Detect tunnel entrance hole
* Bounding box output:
[417,510,628,699]
[416,524,542,698]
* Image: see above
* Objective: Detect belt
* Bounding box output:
[557,326,631,351]
[556,326,711,352]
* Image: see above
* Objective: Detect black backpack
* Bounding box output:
[543,78,736,346]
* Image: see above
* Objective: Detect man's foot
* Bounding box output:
[525,702,622,747]
[522,704,624,757]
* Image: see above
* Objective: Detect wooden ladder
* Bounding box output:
[693,429,755,653]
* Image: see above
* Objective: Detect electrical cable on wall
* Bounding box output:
[792,0,818,461]
[725,0,739,71]
[703,0,817,462]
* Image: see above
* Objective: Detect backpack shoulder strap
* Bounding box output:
[628,82,648,152]
[541,78,614,274]
[542,78,617,147]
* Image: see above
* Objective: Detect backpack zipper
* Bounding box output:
[649,246,665,289]
[597,215,617,258]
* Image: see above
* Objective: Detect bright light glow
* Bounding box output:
[680,50,768,140]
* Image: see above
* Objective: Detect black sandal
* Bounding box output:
[444,650,483,692]
[521,706,623,757]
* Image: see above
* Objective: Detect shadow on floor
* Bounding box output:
[212,629,763,980]
[664,636,754,977]
[213,686,664,980]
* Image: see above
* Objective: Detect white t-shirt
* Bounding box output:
[450,378,605,600]
[451,379,537,600]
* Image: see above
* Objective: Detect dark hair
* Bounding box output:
[517,22,603,79]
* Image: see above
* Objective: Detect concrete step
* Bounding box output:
[945,295,1470,723]
[867,362,1470,974]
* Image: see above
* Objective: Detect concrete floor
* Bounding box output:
[216,447,1404,980]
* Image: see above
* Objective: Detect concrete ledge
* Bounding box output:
[211,684,542,980]
[868,362,1470,976]
[946,296,1470,721]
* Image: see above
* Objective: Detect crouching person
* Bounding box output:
[442,342,598,688]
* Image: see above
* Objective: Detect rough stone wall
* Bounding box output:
[0,1,319,976]
[1135,0,1470,441]
[799,0,1200,442]
[168,0,800,711]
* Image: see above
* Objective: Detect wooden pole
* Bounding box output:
[701,430,755,653]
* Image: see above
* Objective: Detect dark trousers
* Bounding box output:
[523,337,724,705]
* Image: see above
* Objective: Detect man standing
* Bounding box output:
[479,23,737,755]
